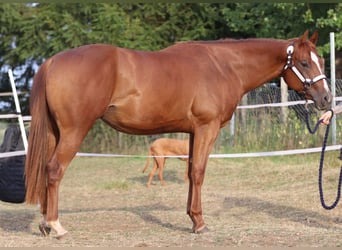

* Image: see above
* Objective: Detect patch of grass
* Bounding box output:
[97,179,131,190]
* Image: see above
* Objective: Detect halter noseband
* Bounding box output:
[283,43,327,92]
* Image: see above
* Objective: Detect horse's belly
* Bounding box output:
[101,105,191,135]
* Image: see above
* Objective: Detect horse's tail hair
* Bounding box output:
[25,59,52,205]
[142,149,152,173]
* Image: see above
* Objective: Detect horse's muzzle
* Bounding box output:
[313,91,332,111]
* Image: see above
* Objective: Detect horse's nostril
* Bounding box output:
[321,94,333,110]
[324,93,332,103]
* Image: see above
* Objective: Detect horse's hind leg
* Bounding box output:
[38,129,58,237]
[45,130,88,238]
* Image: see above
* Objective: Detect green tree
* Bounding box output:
[315,3,342,53]
[220,3,336,41]
[1,3,342,153]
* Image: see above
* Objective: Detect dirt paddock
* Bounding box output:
[0,156,341,247]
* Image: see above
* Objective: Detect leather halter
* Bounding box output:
[283,43,327,92]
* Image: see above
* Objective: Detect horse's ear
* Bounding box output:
[309,30,319,45]
[300,30,309,43]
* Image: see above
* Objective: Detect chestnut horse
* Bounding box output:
[25,31,331,238]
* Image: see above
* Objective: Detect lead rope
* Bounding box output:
[305,107,342,209]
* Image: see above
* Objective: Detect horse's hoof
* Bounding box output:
[55,231,68,240]
[193,225,210,234]
[38,223,51,237]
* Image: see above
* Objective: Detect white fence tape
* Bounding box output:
[1,145,340,160]
[0,150,26,158]
[75,145,341,159]
[1,145,340,159]
[236,99,312,109]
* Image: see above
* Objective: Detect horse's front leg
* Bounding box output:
[187,122,220,233]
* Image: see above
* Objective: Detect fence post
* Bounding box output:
[230,113,235,140]
[240,94,247,127]
[8,69,28,153]
[330,32,336,145]
[280,77,288,123]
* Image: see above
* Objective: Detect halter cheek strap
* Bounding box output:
[283,43,327,89]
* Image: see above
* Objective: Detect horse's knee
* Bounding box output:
[46,161,63,184]
[190,168,205,185]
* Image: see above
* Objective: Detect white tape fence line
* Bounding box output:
[75,145,341,159]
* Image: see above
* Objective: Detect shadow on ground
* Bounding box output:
[0,208,36,233]
[224,196,342,230]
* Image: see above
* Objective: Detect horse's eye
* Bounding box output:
[300,61,309,67]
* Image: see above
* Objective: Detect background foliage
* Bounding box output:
[0,3,341,153]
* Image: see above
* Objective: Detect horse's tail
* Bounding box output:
[142,149,152,173]
[25,60,52,205]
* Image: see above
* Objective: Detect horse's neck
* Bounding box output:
[219,39,289,94]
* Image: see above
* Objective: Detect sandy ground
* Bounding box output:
[0,156,341,247]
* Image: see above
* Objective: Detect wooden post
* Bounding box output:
[280,77,288,123]
[240,94,248,127]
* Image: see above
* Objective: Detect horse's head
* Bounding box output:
[282,30,332,110]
